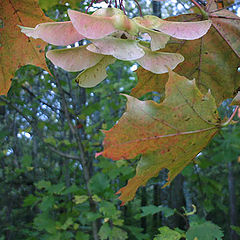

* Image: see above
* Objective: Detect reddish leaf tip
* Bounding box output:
[95,152,103,158]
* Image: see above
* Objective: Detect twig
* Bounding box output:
[21,86,63,113]
[48,145,81,160]
[0,96,33,124]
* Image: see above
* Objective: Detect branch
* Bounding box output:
[54,73,99,240]
[48,145,81,160]
[0,96,80,160]
[0,96,33,124]
[21,86,64,113]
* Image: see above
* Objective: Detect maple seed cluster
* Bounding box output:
[20,7,211,88]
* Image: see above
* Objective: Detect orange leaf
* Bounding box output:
[98,71,220,204]
[0,0,51,95]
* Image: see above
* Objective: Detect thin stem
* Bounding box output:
[191,0,203,10]
[22,86,63,113]
[85,0,96,13]
[222,106,239,127]
[133,0,143,17]
[190,0,208,19]
[121,3,126,14]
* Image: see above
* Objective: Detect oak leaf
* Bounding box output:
[0,0,51,95]
[132,9,240,105]
[97,70,220,204]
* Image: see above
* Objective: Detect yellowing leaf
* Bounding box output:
[145,30,170,51]
[131,67,167,98]
[97,71,220,204]
[73,195,88,204]
[75,56,116,88]
[0,0,51,95]
[46,45,104,72]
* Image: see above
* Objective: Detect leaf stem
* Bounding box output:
[85,0,97,13]
[190,0,208,19]
[222,106,239,127]
[191,0,202,10]
[133,0,143,17]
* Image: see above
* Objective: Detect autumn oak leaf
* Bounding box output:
[97,70,221,204]
[0,0,51,95]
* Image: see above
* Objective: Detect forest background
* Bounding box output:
[0,0,240,239]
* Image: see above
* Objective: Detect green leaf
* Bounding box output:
[21,155,32,168]
[23,194,39,207]
[35,180,51,190]
[230,226,240,236]
[62,184,79,195]
[89,173,110,194]
[76,231,90,240]
[111,227,128,240]
[39,196,54,211]
[99,224,128,240]
[99,223,112,240]
[34,213,56,234]
[186,221,224,240]
[75,56,116,88]
[47,183,65,194]
[61,218,73,230]
[139,205,175,218]
[154,226,182,240]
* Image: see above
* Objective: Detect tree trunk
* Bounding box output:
[153,183,160,233]
[141,187,147,233]
[228,161,238,240]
